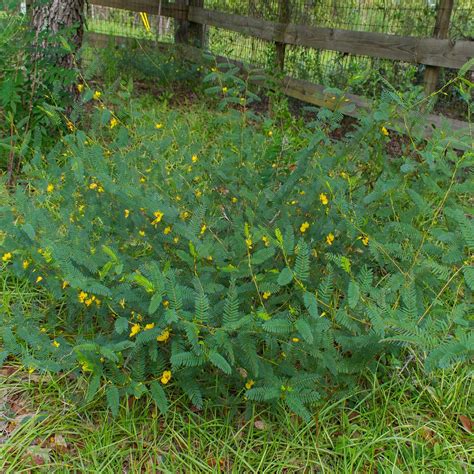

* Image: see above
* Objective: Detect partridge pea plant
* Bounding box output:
[1,89,472,420]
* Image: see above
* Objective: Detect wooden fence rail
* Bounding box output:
[87,0,472,143]
[92,0,473,70]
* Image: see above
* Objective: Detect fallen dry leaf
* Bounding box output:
[254,419,266,430]
[459,415,472,433]
[25,446,51,466]
[421,426,436,446]
[49,433,69,453]
[237,368,248,379]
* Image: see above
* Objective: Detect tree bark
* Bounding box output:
[31,0,85,70]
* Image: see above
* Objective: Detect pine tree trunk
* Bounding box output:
[31,0,85,70]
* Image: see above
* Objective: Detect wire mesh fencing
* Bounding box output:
[86,4,175,42]
[84,0,473,119]
[204,0,473,118]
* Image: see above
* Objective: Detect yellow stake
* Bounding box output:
[140,12,151,32]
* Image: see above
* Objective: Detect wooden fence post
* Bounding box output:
[275,0,290,71]
[174,0,189,44]
[175,0,206,48]
[423,0,455,96]
[189,0,206,48]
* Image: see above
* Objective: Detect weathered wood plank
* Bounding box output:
[91,0,187,19]
[188,7,473,70]
[424,0,455,95]
[89,1,473,69]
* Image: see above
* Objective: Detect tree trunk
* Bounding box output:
[31,0,85,70]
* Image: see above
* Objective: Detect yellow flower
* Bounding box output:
[62,281,69,289]
[157,328,170,342]
[164,226,172,235]
[78,291,88,303]
[326,232,335,245]
[262,291,271,300]
[124,209,130,218]
[152,211,164,226]
[267,130,273,137]
[66,120,75,132]
[77,83,84,93]
[163,300,170,308]
[110,117,119,129]
[52,340,60,348]
[144,323,155,330]
[381,126,389,136]
[245,379,255,390]
[89,182,98,190]
[180,211,190,220]
[40,327,47,333]
[262,236,270,247]
[340,171,349,180]
[292,337,300,343]
[192,154,198,163]
[195,190,202,198]
[222,87,228,94]
[155,123,163,129]
[231,197,238,203]
[361,235,370,246]
[160,370,172,385]
[245,238,253,249]
[173,236,180,244]
[139,230,145,237]
[2,252,12,263]
[47,183,55,193]
[22,260,30,269]
[319,193,329,205]
[36,276,43,283]
[300,222,310,233]
[28,367,35,374]
[81,362,93,373]
[129,323,141,338]
[200,224,207,235]
[93,91,102,100]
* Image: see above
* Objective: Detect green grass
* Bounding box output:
[0,360,471,472]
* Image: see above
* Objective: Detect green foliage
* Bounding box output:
[0,1,83,177]
[0,74,472,421]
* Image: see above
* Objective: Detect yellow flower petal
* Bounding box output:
[300,222,310,233]
[157,328,170,342]
[319,193,329,205]
[326,233,335,245]
[160,370,172,385]
[245,379,255,390]
[129,323,141,338]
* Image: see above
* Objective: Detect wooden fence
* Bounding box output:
[88,0,473,137]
